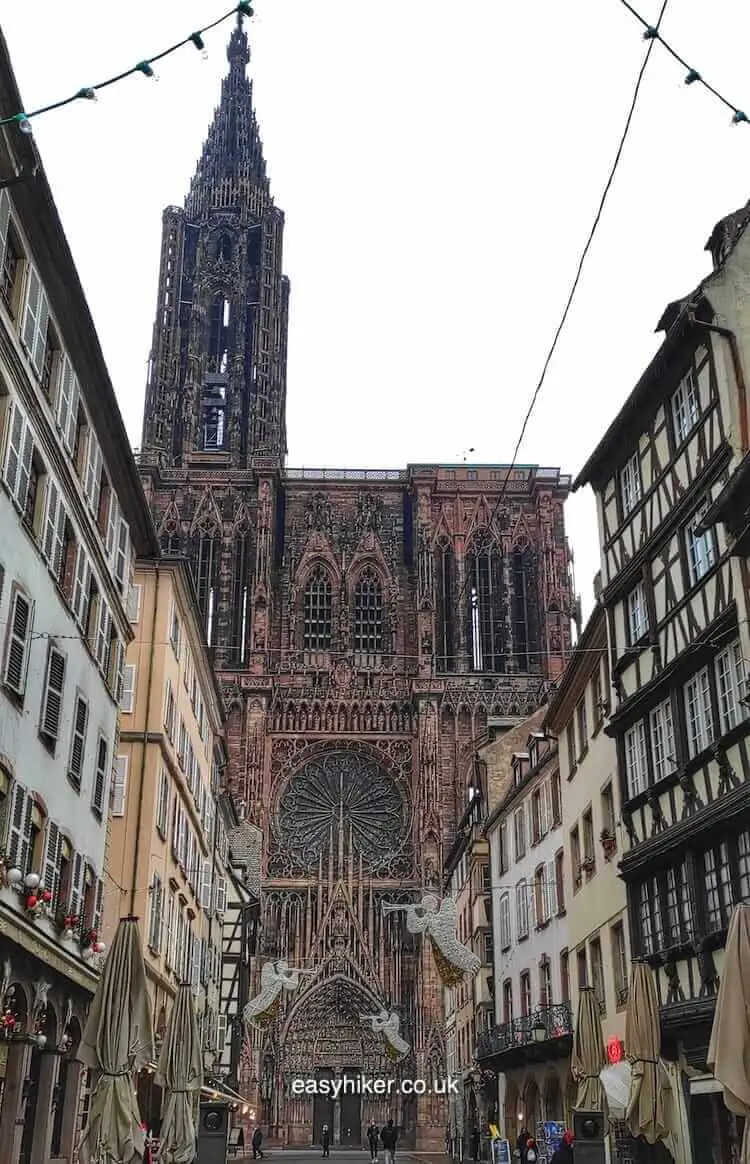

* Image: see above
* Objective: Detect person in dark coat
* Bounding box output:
[381,1118,398,1164]
[471,1128,480,1160]
[252,1127,264,1160]
[550,1130,574,1164]
[367,1120,380,1161]
[322,1123,331,1157]
[517,1129,529,1163]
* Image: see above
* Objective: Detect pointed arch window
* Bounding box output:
[195,535,220,646]
[208,293,231,376]
[512,546,540,671]
[466,535,504,673]
[354,567,383,662]
[436,542,456,673]
[303,566,332,652]
[231,534,251,665]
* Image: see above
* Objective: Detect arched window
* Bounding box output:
[436,542,455,673]
[231,534,250,665]
[512,547,540,671]
[465,535,504,673]
[194,535,220,646]
[354,568,383,662]
[303,566,332,651]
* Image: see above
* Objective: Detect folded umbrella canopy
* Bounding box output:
[571,987,606,1110]
[155,983,204,1164]
[625,960,669,1144]
[78,916,155,1164]
[708,903,750,1164]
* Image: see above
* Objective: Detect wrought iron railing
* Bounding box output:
[475,1002,573,1060]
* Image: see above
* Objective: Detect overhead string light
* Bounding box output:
[618,0,749,126]
[0,1,254,132]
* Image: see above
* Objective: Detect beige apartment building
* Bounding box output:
[104,557,230,1131]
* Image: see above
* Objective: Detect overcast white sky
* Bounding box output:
[3,1,750,618]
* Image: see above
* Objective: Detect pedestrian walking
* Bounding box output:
[381,1118,398,1164]
[550,1131,575,1164]
[367,1120,380,1161]
[322,1123,331,1157]
[252,1126,264,1160]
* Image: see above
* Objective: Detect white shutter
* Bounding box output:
[0,189,9,271]
[200,858,213,911]
[165,893,175,969]
[68,852,85,918]
[3,590,33,696]
[83,429,102,512]
[21,265,50,377]
[148,874,163,952]
[68,696,88,786]
[95,601,111,671]
[105,491,119,558]
[121,664,136,713]
[111,756,128,816]
[127,584,142,623]
[72,546,91,628]
[112,638,125,702]
[548,860,558,915]
[215,876,227,915]
[172,800,181,858]
[114,519,129,593]
[2,402,34,513]
[42,479,66,576]
[92,878,104,933]
[40,647,66,744]
[41,821,62,908]
[6,783,32,873]
[191,933,202,989]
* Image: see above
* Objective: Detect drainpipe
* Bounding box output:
[129,565,160,914]
[688,314,749,453]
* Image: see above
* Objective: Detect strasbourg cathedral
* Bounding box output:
[136,15,575,1149]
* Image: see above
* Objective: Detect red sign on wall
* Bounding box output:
[607,1037,624,1064]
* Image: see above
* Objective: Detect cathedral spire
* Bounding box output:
[185,12,271,220]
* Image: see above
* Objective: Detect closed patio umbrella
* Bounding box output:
[78,916,155,1164]
[625,960,669,1144]
[155,983,203,1164]
[708,903,750,1164]
[571,987,606,1109]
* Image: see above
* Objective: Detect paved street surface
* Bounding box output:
[232,1150,447,1164]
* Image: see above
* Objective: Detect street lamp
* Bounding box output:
[531,1020,546,1043]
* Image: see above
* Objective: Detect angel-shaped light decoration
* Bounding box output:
[360,1009,410,1063]
[382,895,480,987]
[243,960,314,1028]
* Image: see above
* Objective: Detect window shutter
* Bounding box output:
[105,491,119,558]
[164,893,175,969]
[0,189,9,270]
[115,519,129,593]
[6,783,32,873]
[40,647,66,744]
[4,590,33,696]
[127,584,142,623]
[42,479,64,574]
[68,696,88,786]
[111,756,128,817]
[172,800,180,858]
[111,638,125,703]
[68,852,85,918]
[21,265,42,361]
[200,859,213,911]
[83,430,102,513]
[2,400,24,499]
[215,876,227,915]
[192,933,202,989]
[216,1013,228,1053]
[92,878,104,933]
[148,875,162,952]
[72,547,91,628]
[95,601,111,671]
[121,664,136,714]
[41,821,62,908]
[92,736,108,816]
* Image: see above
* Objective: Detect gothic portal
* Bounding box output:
[136,13,575,1149]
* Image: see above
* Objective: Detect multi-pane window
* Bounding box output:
[554,850,565,913]
[672,367,700,444]
[685,501,716,585]
[627,582,648,643]
[559,950,570,1003]
[353,568,383,658]
[590,938,606,1013]
[577,700,588,756]
[514,808,526,861]
[620,452,642,518]
[566,723,576,773]
[571,825,581,890]
[624,720,648,798]
[2,400,34,513]
[611,922,628,1006]
[502,980,513,1025]
[684,667,714,757]
[520,971,532,1017]
[665,862,693,946]
[715,640,746,735]
[540,958,553,1008]
[303,565,332,651]
[649,698,676,783]
[705,842,734,933]
[499,893,511,950]
[550,770,562,824]
[498,820,509,875]
[0,194,21,315]
[639,879,664,956]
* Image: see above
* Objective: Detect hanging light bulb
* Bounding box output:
[190,32,209,60]
[238,2,254,16]
[76,87,97,101]
[136,61,157,80]
[732,110,749,125]
[684,69,701,85]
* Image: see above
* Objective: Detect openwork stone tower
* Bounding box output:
[137,14,575,1149]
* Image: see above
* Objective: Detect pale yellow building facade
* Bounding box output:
[104,557,229,1125]
[543,596,630,1054]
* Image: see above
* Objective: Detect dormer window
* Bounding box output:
[512,751,529,787]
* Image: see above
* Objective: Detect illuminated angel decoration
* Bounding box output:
[243,960,313,1028]
[382,894,480,987]
[360,1009,410,1063]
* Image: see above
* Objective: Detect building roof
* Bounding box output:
[543,602,607,733]
[0,32,159,558]
[574,197,750,493]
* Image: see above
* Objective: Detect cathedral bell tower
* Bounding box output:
[141,14,290,471]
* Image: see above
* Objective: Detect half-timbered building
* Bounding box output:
[573,200,750,1162]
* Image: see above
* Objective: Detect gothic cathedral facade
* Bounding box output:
[136,17,574,1149]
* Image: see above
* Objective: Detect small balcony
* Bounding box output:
[476,1003,573,1068]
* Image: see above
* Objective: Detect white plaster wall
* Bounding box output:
[0,490,115,874]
